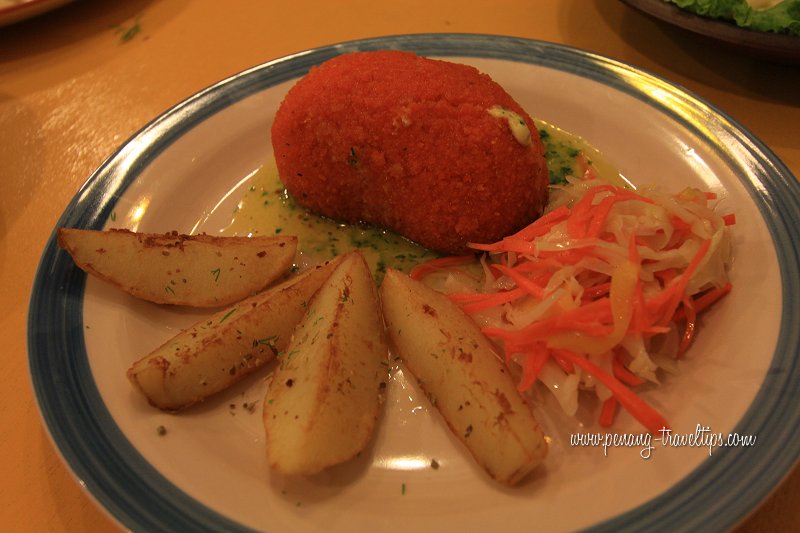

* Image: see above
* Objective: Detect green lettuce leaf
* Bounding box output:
[667,0,800,35]
[734,1,800,35]
[670,0,740,18]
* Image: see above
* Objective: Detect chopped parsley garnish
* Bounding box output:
[115,15,142,43]
[219,306,238,324]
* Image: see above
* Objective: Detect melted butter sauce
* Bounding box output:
[537,119,623,187]
[220,159,435,281]
[220,120,621,280]
[488,106,532,146]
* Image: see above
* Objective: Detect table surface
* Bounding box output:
[2,0,798,531]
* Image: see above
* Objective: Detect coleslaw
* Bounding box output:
[410,164,735,433]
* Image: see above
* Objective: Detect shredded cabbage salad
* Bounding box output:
[410,164,734,433]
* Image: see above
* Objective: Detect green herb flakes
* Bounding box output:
[114,15,142,43]
[219,306,238,324]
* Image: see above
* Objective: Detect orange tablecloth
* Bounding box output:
[2,0,798,531]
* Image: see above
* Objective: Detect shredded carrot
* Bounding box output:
[677,294,697,358]
[551,352,575,374]
[584,190,654,238]
[668,215,693,234]
[582,281,611,301]
[512,258,559,274]
[585,194,619,237]
[555,349,669,434]
[412,179,733,434]
[612,351,646,386]
[516,345,550,392]
[613,188,658,205]
[673,283,732,321]
[456,286,527,315]
[567,185,614,238]
[468,239,535,254]
[483,297,613,346]
[575,153,601,181]
[646,238,712,327]
[599,397,618,427]
[653,268,678,286]
[489,264,547,299]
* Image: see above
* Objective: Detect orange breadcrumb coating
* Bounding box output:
[271,50,549,254]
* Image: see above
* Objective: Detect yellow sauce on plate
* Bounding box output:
[220,120,621,282]
[220,161,435,282]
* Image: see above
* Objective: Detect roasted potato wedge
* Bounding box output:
[380,268,547,485]
[263,251,389,475]
[127,257,343,411]
[57,228,297,307]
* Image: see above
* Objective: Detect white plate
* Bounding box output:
[28,34,800,532]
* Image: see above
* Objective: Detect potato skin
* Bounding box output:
[127,258,344,411]
[272,51,549,254]
[263,252,389,475]
[58,228,297,307]
[380,268,548,485]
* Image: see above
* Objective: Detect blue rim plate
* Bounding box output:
[28,34,800,532]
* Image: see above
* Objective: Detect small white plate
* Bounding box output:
[28,34,800,532]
